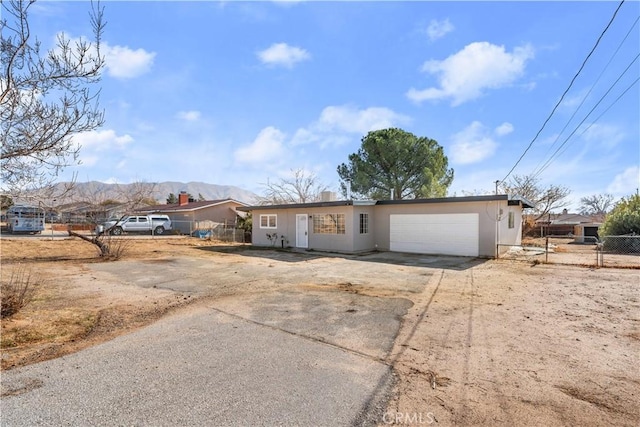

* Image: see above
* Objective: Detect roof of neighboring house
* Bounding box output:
[238,194,535,211]
[138,198,248,213]
[534,213,605,225]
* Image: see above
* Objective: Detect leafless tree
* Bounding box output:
[1,0,105,196]
[579,193,614,215]
[501,174,571,220]
[67,181,157,259]
[259,169,329,205]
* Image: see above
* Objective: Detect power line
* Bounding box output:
[531,15,639,175]
[532,74,639,178]
[499,0,627,184]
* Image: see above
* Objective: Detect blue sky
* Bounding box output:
[33,0,639,208]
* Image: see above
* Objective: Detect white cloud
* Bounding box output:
[581,123,625,149]
[104,43,156,79]
[407,42,534,106]
[449,121,498,164]
[73,129,133,167]
[292,105,411,147]
[426,19,454,41]
[495,122,514,136]
[176,110,201,122]
[607,166,639,194]
[257,43,310,68]
[74,129,133,151]
[234,126,287,165]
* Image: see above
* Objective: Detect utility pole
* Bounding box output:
[495,180,500,195]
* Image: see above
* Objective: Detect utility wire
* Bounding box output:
[532,15,639,175]
[499,0,626,184]
[532,74,639,178]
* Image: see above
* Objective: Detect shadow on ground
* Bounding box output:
[195,245,486,271]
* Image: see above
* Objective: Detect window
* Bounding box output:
[138,217,148,223]
[260,214,277,229]
[508,212,515,229]
[313,214,345,234]
[359,213,369,234]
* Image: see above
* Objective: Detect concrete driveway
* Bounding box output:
[1,248,476,426]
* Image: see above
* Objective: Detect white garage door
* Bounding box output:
[390,213,479,257]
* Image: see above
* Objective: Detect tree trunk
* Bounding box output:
[68,230,110,257]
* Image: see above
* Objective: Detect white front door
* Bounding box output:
[296,214,308,248]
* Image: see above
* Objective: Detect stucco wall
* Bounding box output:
[251,199,524,257]
[252,206,358,252]
[372,200,512,258]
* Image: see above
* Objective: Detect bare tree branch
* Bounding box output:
[1,0,105,196]
[259,169,329,205]
[501,174,571,220]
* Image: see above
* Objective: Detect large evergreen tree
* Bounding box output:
[337,128,453,200]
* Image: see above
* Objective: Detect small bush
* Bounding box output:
[1,265,41,318]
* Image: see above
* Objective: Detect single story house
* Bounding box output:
[138,192,249,235]
[533,209,603,242]
[238,194,534,258]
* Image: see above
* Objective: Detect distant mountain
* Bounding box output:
[49,181,259,205]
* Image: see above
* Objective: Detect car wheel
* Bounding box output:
[154,226,165,235]
[111,227,123,236]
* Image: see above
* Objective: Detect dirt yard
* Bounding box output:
[1,236,638,426]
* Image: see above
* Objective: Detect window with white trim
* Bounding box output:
[259,214,277,229]
[359,213,369,234]
[313,213,345,234]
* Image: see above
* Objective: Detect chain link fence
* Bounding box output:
[499,235,639,268]
[171,220,250,243]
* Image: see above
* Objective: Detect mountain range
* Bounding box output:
[48,181,260,205]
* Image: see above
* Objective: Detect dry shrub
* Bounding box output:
[1,265,42,318]
[97,234,132,260]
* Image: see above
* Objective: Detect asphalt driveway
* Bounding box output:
[1,248,476,426]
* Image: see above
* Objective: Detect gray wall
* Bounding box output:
[252,206,357,252]
[252,200,524,258]
[372,200,512,258]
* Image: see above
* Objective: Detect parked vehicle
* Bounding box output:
[97,215,172,236]
[6,205,45,233]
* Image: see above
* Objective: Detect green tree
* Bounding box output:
[1,195,13,210]
[166,193,178,204]
[337,128,453,200]
[600,194,640,236]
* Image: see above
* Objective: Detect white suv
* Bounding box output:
[98,215,172,235]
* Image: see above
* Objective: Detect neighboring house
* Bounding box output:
[238,194,534,258]
[57,201,126,223]
[138,192,248,234]
[533,209,604,242]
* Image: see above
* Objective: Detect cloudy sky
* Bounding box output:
[30,1,639,208]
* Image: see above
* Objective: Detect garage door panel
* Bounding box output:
[390,214,479,257]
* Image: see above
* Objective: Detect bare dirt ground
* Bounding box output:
[1,236,638,426]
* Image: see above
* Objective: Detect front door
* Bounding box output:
[296,214,308,248]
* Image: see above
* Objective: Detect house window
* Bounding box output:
[313,214,345,234]
[259,214,277,229]
[359,213,369,234]
[508,212,515,229]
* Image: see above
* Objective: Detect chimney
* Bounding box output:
[320,191,337,202]
[178,191,189,206]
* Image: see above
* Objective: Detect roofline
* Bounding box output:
[237,200,354,211]
[139,198,249,213]
[238,194,535,211]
